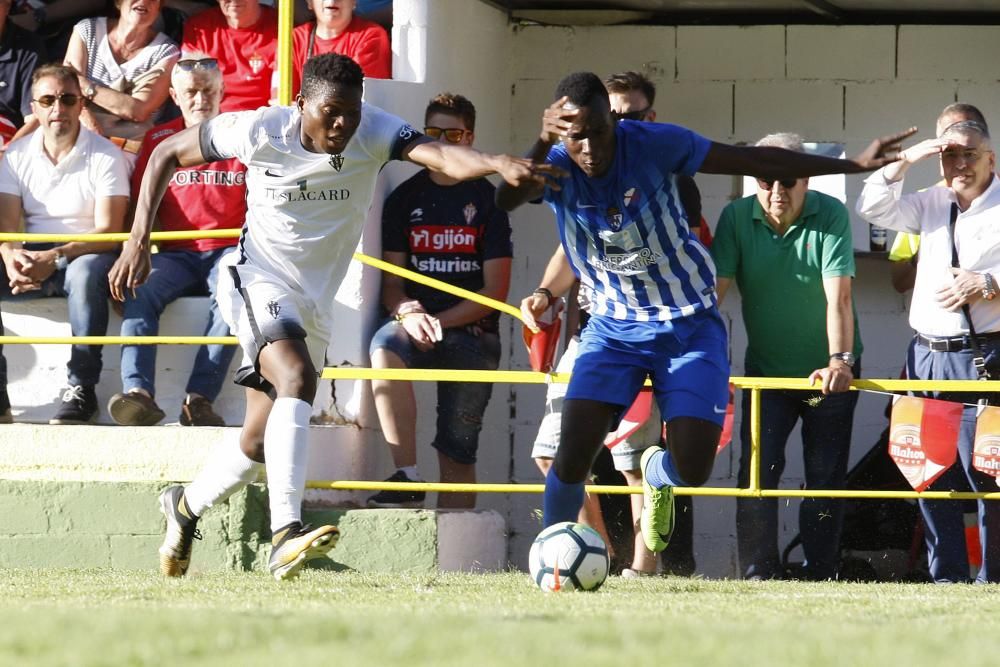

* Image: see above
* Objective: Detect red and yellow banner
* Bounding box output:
[889,396,962,491]
[974,405,1000,478]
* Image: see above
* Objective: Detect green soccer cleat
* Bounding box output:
[639,446,675,553]
[158,485,201,577]
[268,522,340,581]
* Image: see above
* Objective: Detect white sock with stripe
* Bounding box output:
[264,397,312,533]
[184,434,264,517]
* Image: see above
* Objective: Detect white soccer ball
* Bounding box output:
[528,521,610,592]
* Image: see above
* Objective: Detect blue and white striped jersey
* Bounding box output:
[543,121,717,321]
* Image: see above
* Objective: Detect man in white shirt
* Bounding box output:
[0,62,129,425]
[857,119,1000,583]
[110,53,559,582]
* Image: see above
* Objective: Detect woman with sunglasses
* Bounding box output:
[57,0,178,160]
[289,0,390,95]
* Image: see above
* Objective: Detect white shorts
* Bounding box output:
[530,337,663,471]
[216,255,330,391]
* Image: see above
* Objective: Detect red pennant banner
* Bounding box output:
[973,405,1000,478]
[888,396,962,492]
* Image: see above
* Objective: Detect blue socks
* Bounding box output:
[543,467,585,527]
[645,448,689,489]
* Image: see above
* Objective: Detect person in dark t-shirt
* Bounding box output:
[368,92,513,510]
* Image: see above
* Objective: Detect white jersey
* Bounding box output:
[200,103,418,311]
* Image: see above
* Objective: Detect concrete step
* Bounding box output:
[0,480,507,573]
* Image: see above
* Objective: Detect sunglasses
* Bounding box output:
[756,177,799,190]
[617,107,652,122]
[33,93,80,108]
[176,58,219,72]
[424,126,470,143]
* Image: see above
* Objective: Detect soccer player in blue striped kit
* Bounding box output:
[497,71,915,555]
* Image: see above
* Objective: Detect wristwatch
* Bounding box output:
[983,273,997,301]
[54,248,68,271]
[83,83,98,101]
[830,352,856,366]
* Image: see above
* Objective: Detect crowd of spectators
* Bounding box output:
[0,0,391,426]
[0,1,996,586]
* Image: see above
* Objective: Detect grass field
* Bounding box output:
[3,570,1000,666]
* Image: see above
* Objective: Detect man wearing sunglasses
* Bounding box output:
[712,133,862,581]
[496,71,912,560]
[110,53,558,581]
[859,120,1000,584]
[107,52,245,429]
[0,63,129,425]
[367,93,512,510]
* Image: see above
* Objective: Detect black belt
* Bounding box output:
[916,332,1000,352]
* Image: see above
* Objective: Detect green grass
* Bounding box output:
[3,569,1000,666]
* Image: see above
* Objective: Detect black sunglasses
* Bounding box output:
[176,58,219,72]
[33,93,80,108]
[756,177,799,190]
[618,107,652,122]
[424,126,470,143]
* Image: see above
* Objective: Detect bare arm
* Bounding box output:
[890,258,917,294]
[520,245,577,331]
[108,125,208,301]
[807,276,854,395]
[715,276,733,305]
[0,192,33,291]
[699,127,917,180]
[404,139,560,192]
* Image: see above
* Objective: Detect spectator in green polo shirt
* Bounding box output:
[711,132,862,581]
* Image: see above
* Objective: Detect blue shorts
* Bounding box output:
[567,308,730,427]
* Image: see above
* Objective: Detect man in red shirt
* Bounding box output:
[291,0,391,91]
[107,53,247,426]
[182,0,277,112]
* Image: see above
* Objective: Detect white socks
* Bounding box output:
[264,397,312,532]
[184,432,264,517]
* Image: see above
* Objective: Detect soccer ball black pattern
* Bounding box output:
[528,521,610,592]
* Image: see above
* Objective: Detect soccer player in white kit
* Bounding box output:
[109,54,560,580]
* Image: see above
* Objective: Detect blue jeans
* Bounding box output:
[369,319,501,464]
[0,249,116,389]
[736,362,860,580]
[120,248,237,401]
[908,336,1000,584]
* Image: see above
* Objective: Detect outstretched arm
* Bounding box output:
[108,125,209,301]
[403,139,561,192]
[699,127,918,180]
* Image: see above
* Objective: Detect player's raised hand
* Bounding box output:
[896,137,959,165]
[850,126,919,171]
[540,96,579,144]
[108,239,152,302]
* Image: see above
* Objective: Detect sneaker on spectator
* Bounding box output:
[158,485,201,577]
[366,469,426,508]
[179,395,225,426]
[0,389,11,424]
[108,391,166,426]
[268,521,339,581]
[49,385,98,425]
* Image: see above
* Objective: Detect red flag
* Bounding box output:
[522,301,563,373]
[973,405,1000,477]
[888,396,962,491]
